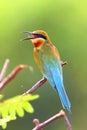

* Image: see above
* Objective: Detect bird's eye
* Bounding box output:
[34,34,47,40]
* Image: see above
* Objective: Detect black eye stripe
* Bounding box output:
[34,34,47,40]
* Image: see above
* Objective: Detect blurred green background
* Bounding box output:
[0,0,87,129]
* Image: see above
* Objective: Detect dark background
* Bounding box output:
[0,0,87,129]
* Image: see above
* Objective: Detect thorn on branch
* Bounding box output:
[33,119,42,130]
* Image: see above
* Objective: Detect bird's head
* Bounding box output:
[22,30,50,49]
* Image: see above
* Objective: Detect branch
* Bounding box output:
[22,77,47,95]
[33,110,72,130]
[23,60,67,95]
[0,59,31,91]
[63,113,72,130]
[0,59,10,82]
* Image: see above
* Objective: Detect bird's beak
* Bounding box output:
[21,31,34,41]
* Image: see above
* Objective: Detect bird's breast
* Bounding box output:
[32,39,44,49]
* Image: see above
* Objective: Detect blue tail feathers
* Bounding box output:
[46,67,71,115]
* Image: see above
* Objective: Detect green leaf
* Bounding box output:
[2,106,9,118]
[0,117,10,128]
[9,104,16,120]
[0,94,39,129]
[16,104,24,117]
[22,94,39,101]
[22,101,34,113]
[2,123,7,129]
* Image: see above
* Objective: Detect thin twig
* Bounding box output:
[61,61,68,66]
[63,113,72,130]
[0,64,28,91]
[0,59,10,82]
[33,110,72,130]
[22,77,47,95]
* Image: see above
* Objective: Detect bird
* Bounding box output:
[22,30,71,114]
